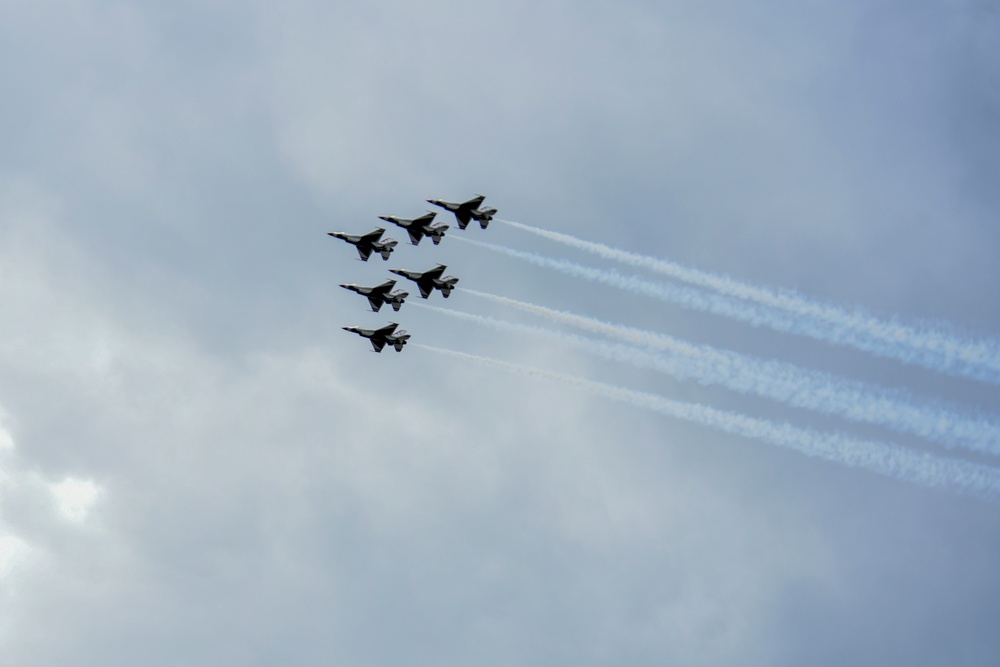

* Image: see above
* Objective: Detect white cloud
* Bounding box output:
[49,478,102,524]
[0,409,32,583]
[0,423,12,452]
[0,535,31,580]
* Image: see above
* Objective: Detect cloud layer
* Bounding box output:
[1,1,998,665]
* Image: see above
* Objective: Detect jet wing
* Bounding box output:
[406,228,424,245]
[414,212,437,232]
[356,245,373,261]
[424,265,446,280]
[417,282,433,299]
[455,196,485,228]
[360,228,386,242]
[462,195,486,209]
[366,296,383,312]
[370,338,386,352]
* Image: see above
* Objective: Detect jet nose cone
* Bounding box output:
[378,216,391,222]
[339,284,348,288]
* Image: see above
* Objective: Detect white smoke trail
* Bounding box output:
[416,344,1000,502]
[454,236,797,330]
[495,219,1000,385]
[425,297,1000,456]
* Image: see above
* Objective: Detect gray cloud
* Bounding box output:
[1,1,999,665]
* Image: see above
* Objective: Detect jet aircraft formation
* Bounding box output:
[330,195,497,352]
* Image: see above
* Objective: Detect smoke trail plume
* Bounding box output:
[496,219,1000,385]
[454,236,793,328]
[417,344,1000,502]
[427,296,1000,455]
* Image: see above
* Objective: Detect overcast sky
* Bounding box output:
[2,1,999,665]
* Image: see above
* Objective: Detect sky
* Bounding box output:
[1,1,999,665]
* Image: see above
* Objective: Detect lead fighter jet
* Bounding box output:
[327,227,398,261]
[342,322,410,352]
[426,194,497,230]
[340,279,409,312]
[378,212,449,246]
[389,264,459,299]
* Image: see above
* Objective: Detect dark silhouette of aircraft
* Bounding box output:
[342,322,410,352]
[389,264,459,299]
[327,227,398,261]
[378,212,449,246]
[426,194,497,230]
[340,279,409,312]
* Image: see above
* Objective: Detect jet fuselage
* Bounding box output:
[427,195,496,230]
[378,212,449,246]
[327,227,398,261]
[389,264,460,299]
[340,280,409,312]
[342,323,410,352]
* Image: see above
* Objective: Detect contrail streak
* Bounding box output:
[495,219,1000,385]
[454,236,796,330]
[416,344,1000,502]
[426,296,1000,456]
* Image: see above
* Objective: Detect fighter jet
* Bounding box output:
[426,194,497,230]
[342,322,410,353]
[378,212,449,246]
[327,227,398,261]
[340,279,409,313]
[389,264,459,299]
